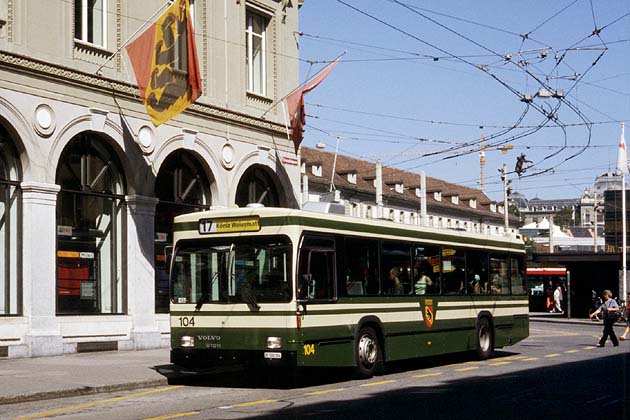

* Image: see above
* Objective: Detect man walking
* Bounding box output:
[553,285,563,314]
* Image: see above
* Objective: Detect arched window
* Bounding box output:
[0,126,21,315]
[235,165,280,207]
[154,150,211,313]
[56,133,126,314]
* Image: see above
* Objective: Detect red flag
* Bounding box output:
[286,57,341,153]
[126,0,201,126]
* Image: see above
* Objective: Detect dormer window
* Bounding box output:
[300,161,306,174]
[469,198,476,208]
[451,195,459,205]
[395,183,404,194]
[415,188,421,197]
[490,203,497,212]
[312,163,322,177]
[348,173,357,184]
[434,192,441,201]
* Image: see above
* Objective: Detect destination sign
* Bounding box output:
[198,217,260,234]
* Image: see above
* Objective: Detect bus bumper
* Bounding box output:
[170,348,297,369]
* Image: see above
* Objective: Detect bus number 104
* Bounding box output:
[178,316,195,327]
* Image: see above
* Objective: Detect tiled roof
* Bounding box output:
[301,147,515,222]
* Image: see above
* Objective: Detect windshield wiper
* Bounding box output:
[195,271,218,311]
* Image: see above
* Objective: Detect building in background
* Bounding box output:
[300,147,519,235]
[0,0,302,358]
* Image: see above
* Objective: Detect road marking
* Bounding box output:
[544,353,561,358]
[361,380,396,387]
[230,399,279,408]
[583,346,596,350]
[454,366,479,372]
[143,412,200,420]
[503,355,527,360]
[522,357,539,361]
[529,328,580,337]
[304,388,346,396]
[489,361,512,366]
[564,349,580,354]
[413,372,443,379]
[15,387,181,420]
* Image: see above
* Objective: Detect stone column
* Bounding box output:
[21,181,62,356]
[125,195,161,350]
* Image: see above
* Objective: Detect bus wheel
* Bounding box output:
[354,327,382,378]
[476,317,494,360]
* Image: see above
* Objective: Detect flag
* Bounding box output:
[126,0,201,127]
[286,56,341,153]
[617,123,628,175]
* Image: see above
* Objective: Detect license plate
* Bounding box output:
[264,352,282,359]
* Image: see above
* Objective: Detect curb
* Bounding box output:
[0,379,168,406]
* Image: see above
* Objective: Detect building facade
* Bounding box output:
[0,0,302,358]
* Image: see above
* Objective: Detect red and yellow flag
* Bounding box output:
[126,0,201,126]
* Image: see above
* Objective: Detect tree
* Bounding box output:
[553,208,574,228]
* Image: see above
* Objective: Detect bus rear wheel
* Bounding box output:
[475,317,494,360]
[354,326,382,378]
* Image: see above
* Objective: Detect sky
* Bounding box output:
[294,0,630,202]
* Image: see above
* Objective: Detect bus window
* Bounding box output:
[489,255,509,295]
[297,235,336,301]
[412,244,440,295]
[345,237,379,296]
[382,241,412,295]
[510,256,526,295]
[442,248,465,294]
[466,251,488,294]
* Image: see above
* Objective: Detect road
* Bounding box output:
[4,321,629,420]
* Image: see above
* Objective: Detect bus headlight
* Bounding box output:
[266,336,283,349]
[181,336,195,348]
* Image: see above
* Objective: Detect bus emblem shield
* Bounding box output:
[424,300,434,328]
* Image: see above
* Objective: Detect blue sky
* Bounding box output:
[295,0,630,201]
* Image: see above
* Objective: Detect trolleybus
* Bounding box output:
[169,207,529,377]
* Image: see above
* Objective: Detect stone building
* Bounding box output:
[0,0,302,358]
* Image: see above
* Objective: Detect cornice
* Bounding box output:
[0,51,287,136]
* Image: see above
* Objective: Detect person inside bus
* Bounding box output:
[414,268,433,295]
[468,274,481,294]
[490,268,503,294]
[388,267,404,295]
[444,263,465,294]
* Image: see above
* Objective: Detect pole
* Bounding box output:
[593,193,598,253]
[567,270,571,319]
[623,172,627,300]
[330,137,340,192]
[549,215,554,254]
[420,171,427,226]
[502,164,508,233]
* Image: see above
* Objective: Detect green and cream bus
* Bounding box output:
[169,207,528,377]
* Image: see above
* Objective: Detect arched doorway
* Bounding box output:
[154,150,211,313]
[0,125,21,315]
[235,165,281,207]
[56,133,126,314]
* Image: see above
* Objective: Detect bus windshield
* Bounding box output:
[171,236,292,307]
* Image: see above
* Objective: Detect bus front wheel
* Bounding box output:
[354,326,383,378]
[475,317,494,360]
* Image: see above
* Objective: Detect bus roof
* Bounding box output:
[173,207,525,252]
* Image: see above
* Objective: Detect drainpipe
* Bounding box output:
[376,160,383,218]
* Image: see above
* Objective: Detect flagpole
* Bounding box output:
[623,171,627,300]
[260,51,346,120]
[95,0,173,75]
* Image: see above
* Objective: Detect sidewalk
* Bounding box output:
[0,348,170,405]
[0,314,617,405]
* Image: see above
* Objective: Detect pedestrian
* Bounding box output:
[620,292,630,341]
[589,289,620,347]
[552,285,563,313]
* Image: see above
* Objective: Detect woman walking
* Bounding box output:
[589,290,620,347]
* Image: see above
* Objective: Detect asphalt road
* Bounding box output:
[4,321,629,420]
